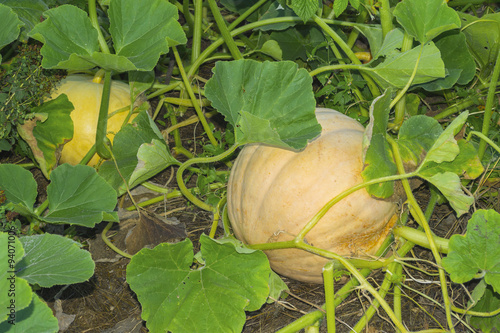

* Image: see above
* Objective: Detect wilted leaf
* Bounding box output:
[17,94,74,178]
[125,210,186,255]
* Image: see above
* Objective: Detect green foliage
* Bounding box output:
[458,11,500,79]
[290,0,318,22]
[28,0,186,72]
[17,94,74,178]
[0,163,118,227]
[98,110,179,195]
[0,231,93,330]
[442,209,500,293]
[16,233,94,287]
[127,234,272,332]
[469,281,500,333]
[393,0,461,44]
[204,59,321,149]
[0,44,61,151]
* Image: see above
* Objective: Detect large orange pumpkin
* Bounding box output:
[227,108,399,283]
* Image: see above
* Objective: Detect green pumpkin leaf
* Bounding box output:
[16,233,95,287]
[28,5,101,70]
[17,94,74,179]
[127,234,271,333]
[0,233,32,323]
[442,209,500,292]
[393,0,460,43]
[0,3,24,59]
[362,92,397,198]
[108,0,186,71]
[419,139,484,180]
[469,282,500,333]
[43,164,118,226]
[417,32,476,91]
[256,2,298,32]
[419,171,473,217]
[397,115,443,166]
[0,0,45,43]
[0,293,58,332]
[204,60,321,150]
[128,139,179,190]
[458,12,500,79]
[291,0,318,22]
[0,164,37,217]
[29,0,186,72]
[421,111,468,164]
[99,110,177,195]
[369,43,445,89]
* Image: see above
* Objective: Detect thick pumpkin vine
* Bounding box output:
[1,0,500,332]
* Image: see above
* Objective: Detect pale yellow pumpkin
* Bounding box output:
[50,74,135,166]
[227,108,399,283]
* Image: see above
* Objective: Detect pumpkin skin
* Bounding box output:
[227,108,399,284]
[50,74,135,166]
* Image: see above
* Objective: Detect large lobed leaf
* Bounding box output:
[43,164,118,226]
[0,164,37,217]
[393,0,460,44]
[0,3,24,57]
[369,42,445,89]
[28,0,186,72]
[0,0,43,43]
[204,59,321,150]
[442,209,500,294]
[16,233,95,287]
[127,234,272,333]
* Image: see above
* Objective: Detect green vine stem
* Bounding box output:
[183,0,194,34]
[209,196,226,238]
[468,130,500,154]
[478,45,500,159]
[346,3,369,48]
[88,0,113,159]
[313,15,381,98]
[207,0,243,60]
[227,0,269,30]
[94,70,113,159]
[393,226,449,253]
[176,143,239,212]
[277,234,395,333]
[88,0,110,54]
[126,182,226,211]
[187,17,371,79]
[191,0,203,64]
[172,46,219,147]
[322,262,336,333]
[299,244,408,332]
[392,32,414,128]
[101,221,132,258]
[388,136,455,332]
[379,0,393,37]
